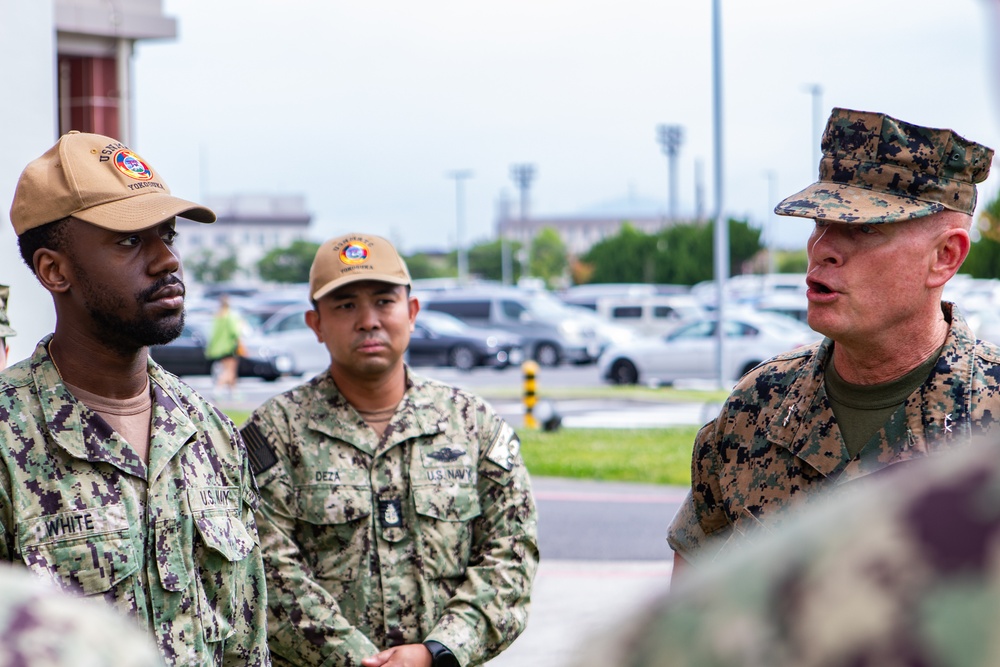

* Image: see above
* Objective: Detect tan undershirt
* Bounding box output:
[63,378,153,463]
[356,403,400,440]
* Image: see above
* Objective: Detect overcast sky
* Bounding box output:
[132,0,1000,255]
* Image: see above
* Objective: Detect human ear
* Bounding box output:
[305,308,324,343]
[34,249,72,294]
[927,228,970,289]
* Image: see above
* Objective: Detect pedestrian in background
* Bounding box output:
[1,131,270,666]
[206,294,243,398]
[668,108,999,575]
[241,233,538,667]
[0,284,15,371]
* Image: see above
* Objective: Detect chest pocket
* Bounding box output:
[155,487,256,644]
[295,484,373,582]
[412,484,481,579]
[18,503,139,597]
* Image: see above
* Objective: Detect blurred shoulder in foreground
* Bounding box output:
[592,442,1000,667]
[0,564,164,667]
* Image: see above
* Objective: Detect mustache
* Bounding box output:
[139,276,185,302]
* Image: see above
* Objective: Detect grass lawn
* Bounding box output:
[519,427,697,486]
[225,405,697,487]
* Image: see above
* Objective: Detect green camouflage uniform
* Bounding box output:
[0,337,270,667]
[668,304,1000,562]
[0,563,165,666]
[595,441,1000,667]
[241,370,538,667]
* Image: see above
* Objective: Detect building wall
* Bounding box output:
[0,1,58,363]
[174,194,313,279]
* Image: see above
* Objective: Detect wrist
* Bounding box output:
[423,640,460,667]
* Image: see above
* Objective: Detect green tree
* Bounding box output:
[962,190,1000,279]
[186,250,241,284]
[777,249,809,273]
[580,223,654,283]
[529,227,569,288]
[257,240,321,283]
[580,219,762,286]
[404,253,451,280]
[467,239,523,282]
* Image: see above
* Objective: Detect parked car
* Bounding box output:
[598,311,820,386]
[593,294,706,337]
[410,310,524,370]
[149,315,293,381]
[420,288,603,366]
[259,304,329,375]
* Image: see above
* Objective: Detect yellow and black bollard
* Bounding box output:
[522,360,538,429]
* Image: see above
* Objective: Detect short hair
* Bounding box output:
[17,218,71,275]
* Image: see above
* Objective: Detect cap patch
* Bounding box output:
[340,241,370,265]
[113,150,154,181]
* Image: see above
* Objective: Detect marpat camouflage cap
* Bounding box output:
[9,131,215,236]
[775,108,994,224]
[309,233,411,300]
[0,285,15,338]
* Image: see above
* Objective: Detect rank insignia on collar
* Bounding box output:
[427,446,466,462]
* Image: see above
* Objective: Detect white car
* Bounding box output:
[260,303,330,376]
[598,311,820,386]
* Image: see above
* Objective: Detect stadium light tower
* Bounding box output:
[657,124,684,220]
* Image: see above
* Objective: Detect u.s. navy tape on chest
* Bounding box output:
[240,421,279,475]
[486,422,520,471]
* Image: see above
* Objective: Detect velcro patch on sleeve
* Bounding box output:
[486,421,520,471]
[240,421,279,476]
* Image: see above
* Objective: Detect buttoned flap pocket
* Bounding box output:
[412,485,481,579]
[296,484,373,525]
[19,503,138,596]
[189,486,256,644]
[294,485,372,582]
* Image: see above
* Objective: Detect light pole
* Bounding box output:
[712,0,728,389]
[508,164,536,285]
[803,83,823,173]
[657,124,684,220]
[447,169,473,285]
[763,170,777,274]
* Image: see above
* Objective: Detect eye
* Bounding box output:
[162,228,179,244]
[857,224,877,235]
[814,220,830,230]
[118,235,141,247]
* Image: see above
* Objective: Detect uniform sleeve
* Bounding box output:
[424,408,540,667]
[0,460,12,562]
[222,425,272,667]
[242,411,379,666]
[667,418,732,563]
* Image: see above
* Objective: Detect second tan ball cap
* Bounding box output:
[9,131,215,236]
[309,233,412,301]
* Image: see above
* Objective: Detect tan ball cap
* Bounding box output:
[310,233,411,301]
[9,131,215,235]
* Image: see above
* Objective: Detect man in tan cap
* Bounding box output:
[668,108,1000,575]
[0,284,16,371]
[0,132,269,666]
[240,233,538,667]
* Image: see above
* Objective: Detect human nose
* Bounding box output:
[355,302,381,331]
[807,223,843,267]
[148,234,181,276]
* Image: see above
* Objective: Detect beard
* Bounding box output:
[78,272,186,355]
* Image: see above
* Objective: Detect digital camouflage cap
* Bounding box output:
[775,107,994,224]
